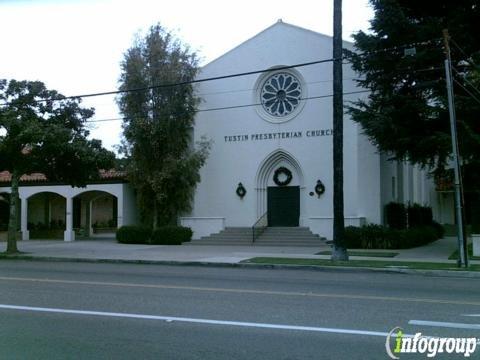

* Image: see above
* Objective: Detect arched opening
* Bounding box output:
[0,193,10,232]
[0,192,22,241]
[73,191,118,239]
[27,192,66,239]
[255,149,304,227]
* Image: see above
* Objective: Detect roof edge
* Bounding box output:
[201,20,354,70]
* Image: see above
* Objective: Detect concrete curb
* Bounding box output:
[1,254,480,278]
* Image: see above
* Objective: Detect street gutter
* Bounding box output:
[1,254,480,279]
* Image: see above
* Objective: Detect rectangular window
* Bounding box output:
[392,176,396,200]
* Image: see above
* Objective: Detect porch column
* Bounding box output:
[64,196,75,242]
[20,197,29,241]
[117,196,123,228]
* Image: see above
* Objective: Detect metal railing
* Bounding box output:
[252,212,268,243]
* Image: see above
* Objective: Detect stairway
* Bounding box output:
[191,227,326,247]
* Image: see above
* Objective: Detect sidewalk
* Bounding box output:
[1,236,477,266]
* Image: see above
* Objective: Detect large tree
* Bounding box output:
[0,79,115,253]
[346,0,480,179]
[117,24,209,228]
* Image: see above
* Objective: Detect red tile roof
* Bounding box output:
[0,170,127,183]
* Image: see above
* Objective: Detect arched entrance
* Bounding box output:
[27,192,66,239]
[73,191,118,238]
[255,149,304,227]
[0,193,10,232]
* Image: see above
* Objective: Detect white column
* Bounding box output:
[21,197,29,241]
[117,194,123,228]
[88,200,93,236]
[64,196,75,242]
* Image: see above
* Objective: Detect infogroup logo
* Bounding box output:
[385,327,478,358]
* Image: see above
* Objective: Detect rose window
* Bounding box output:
[261,72,302,117]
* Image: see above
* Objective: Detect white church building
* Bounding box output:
[180,20,444,240]
[0,21,454,243]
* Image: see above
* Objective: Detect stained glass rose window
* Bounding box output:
[261,72,302,117]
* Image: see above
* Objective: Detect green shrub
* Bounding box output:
[150,226,193,245]
[408,204,433,228]
[344,226,363,248]
[385,202,407,229]
[401,226,437,249]
[342,224,440,250]
[361,224,386,249]
[116,226,151,244]
[384,228,405,249]
[472,222,480,234]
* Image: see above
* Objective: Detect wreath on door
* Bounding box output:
[273,167,293,186]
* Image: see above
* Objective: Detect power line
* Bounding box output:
[0,58,335,107]
[449,37,479,68]
[347,38,442,57]
[453,78,480,107]
[452,66,480,98]
[0,38,443,108]
[85,90,370,124]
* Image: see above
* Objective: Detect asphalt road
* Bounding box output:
[0,261,479,359]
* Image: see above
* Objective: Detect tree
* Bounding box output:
[117,24,209,228]
[346,0,480,179]
[0,79,115,253]
[332,0,348,260]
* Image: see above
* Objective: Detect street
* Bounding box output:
[0,261,479,359]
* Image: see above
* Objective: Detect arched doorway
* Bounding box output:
[0,193,10,232]
[73,191,118,238]
[0,193,22,241]
[27,192,66,239]
[255,150,304,227]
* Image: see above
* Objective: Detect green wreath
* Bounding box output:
[315,180,325,197]
[273,167,293,186]
[236,183,246,198]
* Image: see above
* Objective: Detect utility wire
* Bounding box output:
[452,67,480,98]
[0,59,335,107]
[85,90,370,124]
[0,38,442,108]
[453,78,480,107]
[449,37,479,68]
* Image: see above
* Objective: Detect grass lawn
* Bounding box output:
[315,250,398,258]
[243,257,480,271]
[448,244,480,260]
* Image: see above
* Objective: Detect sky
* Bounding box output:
[0,0,373,153]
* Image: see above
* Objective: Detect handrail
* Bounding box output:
[252,211,268,243]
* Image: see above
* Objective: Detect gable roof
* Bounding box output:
[203,20,354,69]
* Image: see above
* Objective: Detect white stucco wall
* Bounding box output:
[184,22,377,239]
[0,182,134,241]
[122,183,138,226]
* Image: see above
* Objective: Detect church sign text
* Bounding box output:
[224,129,333,143]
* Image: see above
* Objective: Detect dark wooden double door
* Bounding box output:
[267,186,300,227]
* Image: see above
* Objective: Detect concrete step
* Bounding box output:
[193,226,326,247]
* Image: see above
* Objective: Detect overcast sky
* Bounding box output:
[0,0,373,153]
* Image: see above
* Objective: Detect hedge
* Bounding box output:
[344,224,442,250]
[407,203,433,228]
[385,202,435,230]
[116,226,152,244]
[385,202,407,229]
[150,226,193,245]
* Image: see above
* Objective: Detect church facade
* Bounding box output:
[0,21,454,243]
[180,21,442,240]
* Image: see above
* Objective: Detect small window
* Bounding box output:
[391,176,396,200]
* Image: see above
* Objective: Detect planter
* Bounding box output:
[473,234,480,257]
[30,229,64,239]
[93,227,116,234]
